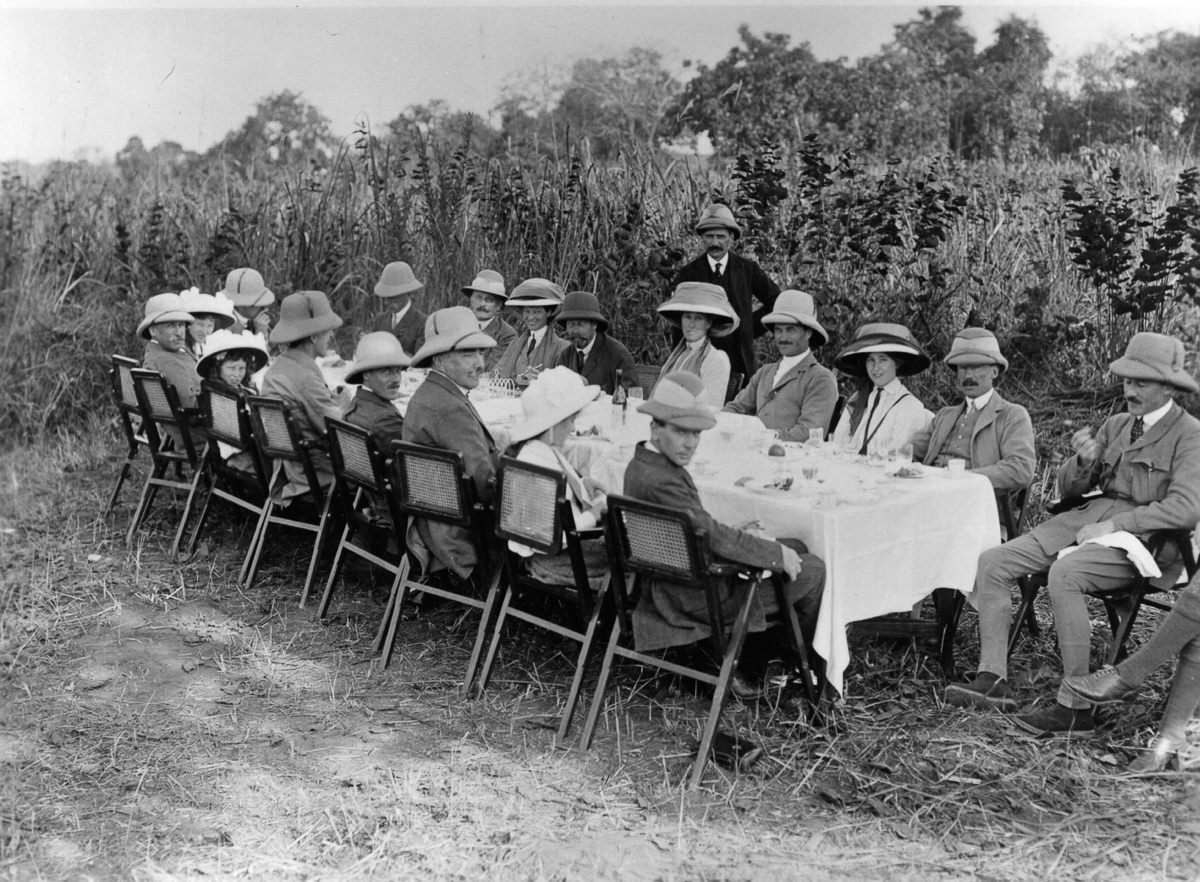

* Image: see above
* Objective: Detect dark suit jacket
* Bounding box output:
[672,251,780,379]
[480,316,517,372]
[371,305,427,357]
[915,391,1035,491]
[623,443,787,651]
[1030,402,1200,587]
[343,386,405,452]
[401,370,498,579]
[550,332,638,395]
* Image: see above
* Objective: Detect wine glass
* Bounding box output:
[896,443,913,466]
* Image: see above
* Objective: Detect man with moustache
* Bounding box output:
[342,332,410,451]
[549,291,637,395]
[462,269,516,372]
[910,328,1035,492]
[947,332,1200,737]
[402,307,500,582]
[722,290,838,441]
[672,203,780,381]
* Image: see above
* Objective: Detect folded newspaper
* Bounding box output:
[1056,530,1161,579]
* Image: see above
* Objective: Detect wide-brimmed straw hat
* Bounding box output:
[196,328,269,377]
[410,306,498,369]
[508,367,602,444]
[137,292,194,339]
[217,268,275,309]
[834,322,930,378]
[269,290,344,345]
[507,278,564,310]
[638,370,717,431]
[180,288,236,330]
[461,269,507,301]
[657,282,740,339]
[345,332,411,383]
[762,289,829,346]
[1110,332,1198,393]
[556,291,609,333]
[374,262,424,299]
[944,327,1009,372]
[694,203,741,238]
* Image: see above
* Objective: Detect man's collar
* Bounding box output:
[1141,398,1173,428]
[777,351,811,372]
[966,388,995,410]
[530,327,546,344]
[393,300,411,322]
[707,254,728,273]
[576,336,597,359]
[431,368,474,398]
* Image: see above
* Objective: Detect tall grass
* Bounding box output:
[1,140,1196,443]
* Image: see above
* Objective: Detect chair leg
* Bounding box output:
[125,462,165,545]
[1105,597,1142,666]
[316,523,355,619]
[556,579,610,744]
[380,566,417,670]
[241,502,275,588]
[105,458,134,517]
[170,467,207,559]
[473,581,515,699]
[182,476,219,560]
[462,567,503,694]
[688,587,758,791]
[374,558,409,654]
[933,588,965,677]
[580,617,624,751]
[299,495,336,607]
[1008,576,1041,657]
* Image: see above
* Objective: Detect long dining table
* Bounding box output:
[564,404,1001,696]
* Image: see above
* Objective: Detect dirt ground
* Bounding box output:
[4,440,1200,881]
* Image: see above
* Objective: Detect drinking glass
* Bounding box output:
[628,388,644,401]
[808,427,825,448]
[802,462,819,482]
[896,443,913,466]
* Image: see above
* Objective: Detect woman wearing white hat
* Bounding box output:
[654,281,741,408]
[197,328,269,393]
[493,278,572,387]
[180,288,236,360]
[506,367,610,587]
[831,322,933,457]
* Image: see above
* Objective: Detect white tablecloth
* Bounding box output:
[589,439,1000,695]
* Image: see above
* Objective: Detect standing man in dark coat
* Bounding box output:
[672,203,780,381]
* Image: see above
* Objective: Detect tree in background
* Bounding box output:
[207,90,335,176]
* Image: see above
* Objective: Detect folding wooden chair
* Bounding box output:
[633,364,661,395]
[375,440,501,692]
[1008,526,1199,664]
[475,455,610,741]
[315,418,406,620]
[176,380,272,560]
[723,371,744,403]
[580,494,815,790]
[243,396,336,602]
[126,368,205,554]
[105,355,152,517]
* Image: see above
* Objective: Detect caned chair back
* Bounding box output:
[130,368,200,462]
[494,455,566,556]
[112,355,141,414]
[724,371,744,403]
[328,419,385,492]
[202,381,251,448]
[390,440,472,527]
[607,495,707,585]
[247,396,302,461]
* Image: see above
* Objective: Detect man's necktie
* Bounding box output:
[858,390,882,455]
[525,334,536,357]
[713,263,724,282]
[1130,416,1144,444]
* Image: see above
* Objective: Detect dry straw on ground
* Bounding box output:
[3,434,1200,881]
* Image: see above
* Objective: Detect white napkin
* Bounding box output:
[1056,530,1161,578]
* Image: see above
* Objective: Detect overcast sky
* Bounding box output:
[1,1,1198,164]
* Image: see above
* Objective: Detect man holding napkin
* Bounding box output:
[947,333,1200,737]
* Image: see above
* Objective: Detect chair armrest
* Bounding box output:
[573,526,605,541]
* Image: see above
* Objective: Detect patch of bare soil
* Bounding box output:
[4,447,1200,881]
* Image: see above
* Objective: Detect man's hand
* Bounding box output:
[1071,427,1102,467]
[251,311,272,337]
[780,544,803,581]
[588,491,608,518]
[1076,520,1116,544]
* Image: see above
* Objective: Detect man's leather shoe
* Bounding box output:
[1012,703,1095,738]
[1062,666,1140,705]
[1127,735,1184,773]
[945,672,1020,710]
[729,673,764,701]
[710,732,765,771]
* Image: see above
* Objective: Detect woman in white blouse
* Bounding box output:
[653,282,739,408]
[831,322,932,457]
[507,367,610,588]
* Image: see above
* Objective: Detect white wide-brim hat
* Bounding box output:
[180,288,236,330]
[508,366,602,443]
[461,269,507,301]
[1110,331,1198,393]
[944,327,1009,372]
[507,278,564,309]
[196,328,270,377]
[218,268,275,309]
[410,306,498,368]
[269,290,344,345]
[834,322,930,377]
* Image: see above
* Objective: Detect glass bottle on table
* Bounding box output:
[611,369,627,440]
